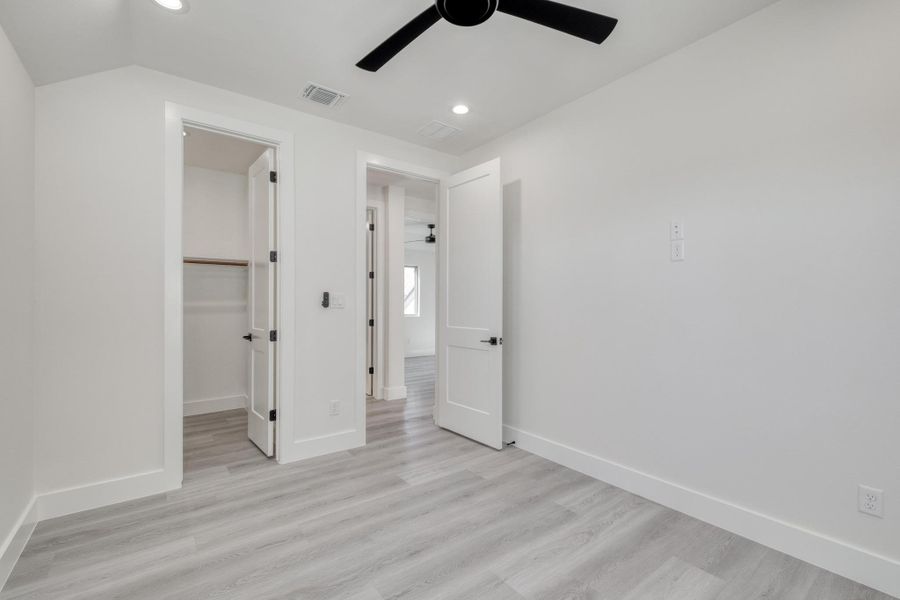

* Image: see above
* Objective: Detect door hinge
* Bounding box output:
[269,330,278,342]
[368,367,374,375]
[369,271,375,279]
[269,171,278,184]
[367,223,374,232]
[269,409,277,422]
[368,319,375,327]
[270,250,278,263]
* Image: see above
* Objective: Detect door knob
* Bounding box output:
[242,334,252,341]
[480,337,502,346]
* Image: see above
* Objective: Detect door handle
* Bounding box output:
[480,337,502,346]
[242,334,253,341]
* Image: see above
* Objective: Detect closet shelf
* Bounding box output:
[184,257,249,267]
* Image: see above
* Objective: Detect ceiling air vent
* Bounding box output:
[417,120,461,141]
[300,82,349,108]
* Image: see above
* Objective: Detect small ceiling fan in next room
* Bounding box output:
[357,0,619,72]
[405,224,437,244]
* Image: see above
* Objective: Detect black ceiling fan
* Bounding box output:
[405,224,437,244]
[357,0,618,72]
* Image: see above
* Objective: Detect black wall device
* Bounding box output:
[322,292,330,308]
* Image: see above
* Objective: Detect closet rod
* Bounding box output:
[184,257,249,267]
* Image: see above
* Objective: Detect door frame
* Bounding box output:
[356,152,447,433]
[165,103,296,487]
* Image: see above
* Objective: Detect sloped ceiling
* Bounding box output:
[0,0,779,155]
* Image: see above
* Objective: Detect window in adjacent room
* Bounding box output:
[404,266,419,317]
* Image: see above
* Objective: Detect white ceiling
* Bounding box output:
[0,0,779,155]
[184,127,268,174]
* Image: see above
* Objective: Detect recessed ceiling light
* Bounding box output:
[153,0,189,13]
[452,104,470,115]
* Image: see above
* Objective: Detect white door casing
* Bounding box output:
[436,158,503,450]
[247,149,276,456]
[366,207,376,397]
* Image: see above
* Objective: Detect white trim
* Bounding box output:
[35,470,173,521]
[366,197,386,400]
[0,498,37,592]
[183,395,248,416]
[357,153,448,430]
[383,385,409,401]
[405,350,436,358]
[503,425,900,599]
[288,429,364,462]
[165,103,296,472]
[164,104,185,492]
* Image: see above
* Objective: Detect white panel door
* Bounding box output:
[247,149,276,456]
[436,158,503,449]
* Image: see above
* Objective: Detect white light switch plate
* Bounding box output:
[332,293,346,309]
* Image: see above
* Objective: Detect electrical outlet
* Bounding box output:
[670,219,685,241]
[858,485,884,518]
[671,240,685,262]
[329,400,341,416]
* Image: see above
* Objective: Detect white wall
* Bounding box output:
[183,166,249,260]
[0,22,35,586]
[183,265,248,415]
[183,166,249,415]
[404,248,435,357]
[33,66,458,500]
[383,186,407,400]
[463,0,900,594]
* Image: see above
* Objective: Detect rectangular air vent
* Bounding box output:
[300,82,349,108]
[417,120,461,141]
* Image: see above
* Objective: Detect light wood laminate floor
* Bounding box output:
[3,358,894,599]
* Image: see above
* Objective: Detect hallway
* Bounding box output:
[404,355,435,405]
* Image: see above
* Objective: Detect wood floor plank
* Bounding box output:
[620,557,724,600]
[3,357,895,600]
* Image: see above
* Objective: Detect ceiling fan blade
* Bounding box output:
[357,5,442,72]
[497,0,617,45]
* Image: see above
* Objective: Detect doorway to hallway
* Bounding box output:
[364,166,438,409]
[358,153,504,451]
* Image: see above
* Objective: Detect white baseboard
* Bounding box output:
[503,425,900,599]
[0,497,37,592]
[36,469,179,522]
[183,394,247,416]
[383,385,408,401]
[279,428,364,464]
[405,349,435,358]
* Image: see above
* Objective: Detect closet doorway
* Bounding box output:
[182,126,278,465]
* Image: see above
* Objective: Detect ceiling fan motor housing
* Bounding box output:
[436,0,499,26]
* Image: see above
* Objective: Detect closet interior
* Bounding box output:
[182,126,271,465]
